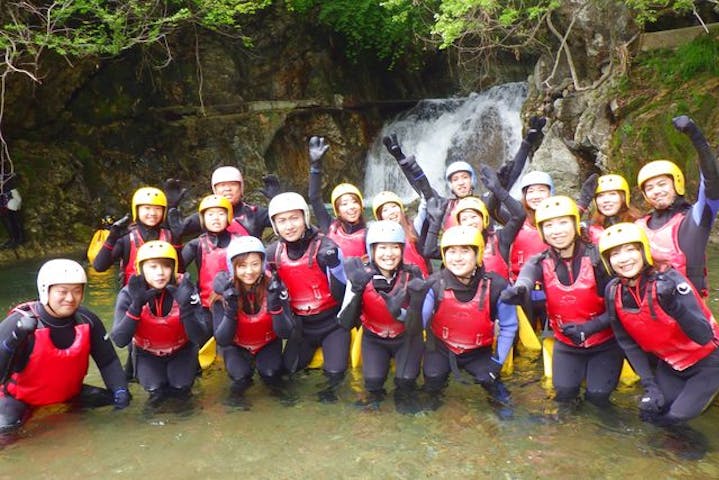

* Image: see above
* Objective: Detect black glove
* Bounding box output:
[345,257,374,293]
[259,174,282,200]
[380,289,407,319]
[163,178,188,209]
[479,164,504,197]
[317,244,340,268]
[166,275,199,308]
[126,275,156,311]
[672,115,697,135]
[382,133,405,161]
[561,323,590,346]
[639,379,665,414]
[113,387,131,410]
[487,358,503,381]
[495,160,515,190]
[577,173,599,211]
[426,197,445,227]
[267,266,288,312]
[309,136,329,168]
[525,116,547,146]
[107,214,131,243]
[213,271,239,314]
[166,208,184,241]
[499,285,527,305]
[407,277,430,299]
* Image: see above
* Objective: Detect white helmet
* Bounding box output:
[226,236,266,272]
[268,192,311,235]
[445,161,477,188]
[211,166,243,189]
[520,170,554,193]
[365,220,405,262]
[37,259,87,305]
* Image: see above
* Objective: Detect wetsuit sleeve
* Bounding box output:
[495,195,527,261]
[395,154,437,200]
[317,237,347,287]
[413,197,427,235]
[181,213,203,241]
[686,120,719,199]
[181,239,199,271]
[491,275,518,364]
[421,287,437,329]
[92,235,128,272]
[84,308,127,392]
[308,168,332,233]
[337,282,362,329]
[179,300,211,346]
[211,299,236,347]
[657,272,715,345]
[0,313,31,378]
[110,288,139,348]
[256,205,273,232]
[514,255,544,291]
[421,221,442,259]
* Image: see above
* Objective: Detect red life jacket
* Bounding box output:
[442,198,460,231]
[123,227,172,286]
[542,254,613,348]
[635,213,692,284]
[360,270,410,338]
[587,223,604,245]
[327,221,366,259]
[233,297,277,355]
[132,294,188,356]
[482,232,509,280]
[510,219,545,281]
[5,304,90,406]
[613,276,719,371]
[403,240,430,278]
[430,278,494,355]
[227,218,250,236]
[198,234,230,308]
[274,237,338,316]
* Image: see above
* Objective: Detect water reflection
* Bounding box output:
[0,255,717,476]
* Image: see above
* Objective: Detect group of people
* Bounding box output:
[1,113,718,433]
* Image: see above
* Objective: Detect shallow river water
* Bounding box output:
[0,254,718,478]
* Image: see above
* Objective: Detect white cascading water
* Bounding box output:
[363,82,528,203]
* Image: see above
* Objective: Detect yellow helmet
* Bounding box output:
[132,187,167,222]
[331,183,364,217]
[454,196,489,228]
[371,191,405,220]
[598,222,653,274]
[637,160,685,196]
[535,195,580,243]
[595,174,630,205]
[198,194,234,229]
[440,225,485,267]
[136,240,178,278]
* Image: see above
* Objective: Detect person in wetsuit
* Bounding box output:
[634,115,719,297]
[338,220,425,412]
[502,196,622,406]
[409,226,518,414]
[599,222,719,425]
[0,259,129,431]
[111,241,209,406]
[308,136,368,260]
[211,236,294,405]
[266,192,349,402]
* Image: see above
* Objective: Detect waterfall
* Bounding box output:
[363,82,528,203]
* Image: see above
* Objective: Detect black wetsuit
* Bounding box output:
[0,304,126,429]
[607,269,719,424]
[111,285,209,395]
[515,242,623,404]
[338,262,425,393]
[267,227,348,377]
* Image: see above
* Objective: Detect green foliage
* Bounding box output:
[638,35,719,83]
[624,0,695,26]
[286,0,433,65]
[428,0,559,50]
